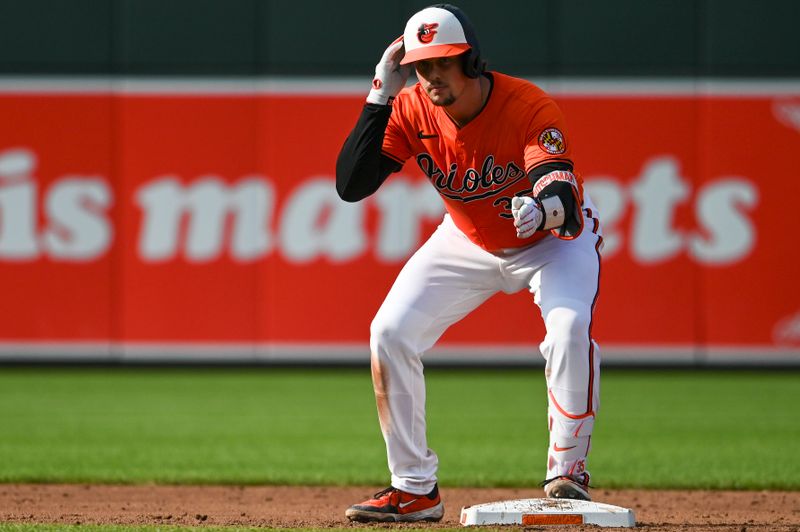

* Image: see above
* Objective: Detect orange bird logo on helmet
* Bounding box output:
[417,23,439,44]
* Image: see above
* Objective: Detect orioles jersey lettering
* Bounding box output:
[382,72,582,251]
[416,153,526,201]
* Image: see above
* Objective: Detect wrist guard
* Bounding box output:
[539,195,566,230]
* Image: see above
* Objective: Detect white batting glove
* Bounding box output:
[367,37,412,106]
[511,196,544,239]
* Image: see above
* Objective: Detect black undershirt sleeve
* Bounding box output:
[528,161,573,182]
[336,103,403,203]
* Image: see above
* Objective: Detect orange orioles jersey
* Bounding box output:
[382,72,583,252]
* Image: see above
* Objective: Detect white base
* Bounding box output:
[460,498,635,528]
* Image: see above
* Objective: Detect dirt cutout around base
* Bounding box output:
[1,484,799,531]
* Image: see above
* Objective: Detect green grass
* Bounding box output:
[0,367,797,490]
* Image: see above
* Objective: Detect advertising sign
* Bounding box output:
[1,81,797,362]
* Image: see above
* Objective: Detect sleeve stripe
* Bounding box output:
[525,158,574,174]
[381,150,405,164]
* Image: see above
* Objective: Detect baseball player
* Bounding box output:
[336,4,603,523]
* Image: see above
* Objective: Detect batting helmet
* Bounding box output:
[399,4,486,79]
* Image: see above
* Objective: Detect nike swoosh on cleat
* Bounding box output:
[553,444,577,452]
[417,131,438,139]
[398,499,419,508]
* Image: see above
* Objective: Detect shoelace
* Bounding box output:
[372,486,398,498]
[540,475,592,489]
[372,485,439,500]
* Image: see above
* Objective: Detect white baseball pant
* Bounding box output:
[369,197,603,495]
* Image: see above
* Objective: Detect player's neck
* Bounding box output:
[444,75,490,128]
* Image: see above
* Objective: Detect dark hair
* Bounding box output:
[431,4,486,78]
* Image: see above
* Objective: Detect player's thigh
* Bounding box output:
[533,229,602,317]
[372,219,499,350]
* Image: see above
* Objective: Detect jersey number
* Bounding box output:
[493,188,533,219]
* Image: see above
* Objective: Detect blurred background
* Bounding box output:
[1,0,797,77]
[0,0,799,367]
[1,0,799,498]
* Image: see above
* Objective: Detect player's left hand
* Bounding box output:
[511,196,544,238]
[367,36,413,106]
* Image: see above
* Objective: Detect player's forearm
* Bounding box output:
[528,164,583,238]
[336,103,401,202]
[514,163,582,239]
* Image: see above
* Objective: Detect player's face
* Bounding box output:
[414,55,468,107]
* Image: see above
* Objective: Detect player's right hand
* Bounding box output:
[366,37,412,106]
[511,196,544,239]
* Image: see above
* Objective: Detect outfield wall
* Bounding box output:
[0,78,799,365]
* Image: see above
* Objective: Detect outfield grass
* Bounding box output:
[0,367,797,490]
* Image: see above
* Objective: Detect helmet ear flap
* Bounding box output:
[433,3,484,78]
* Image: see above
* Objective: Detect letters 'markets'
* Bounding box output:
[0,149,758,266]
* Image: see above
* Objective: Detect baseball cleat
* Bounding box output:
[345,484,444,522]
[542,473,591,501]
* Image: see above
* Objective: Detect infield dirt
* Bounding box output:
[1,484,798,531]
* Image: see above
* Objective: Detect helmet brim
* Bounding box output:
[399,43,471,65]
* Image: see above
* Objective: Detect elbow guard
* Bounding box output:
[532,170,584,239]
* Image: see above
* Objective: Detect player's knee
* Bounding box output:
[370,314,411,357]
[542,302,592,353]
